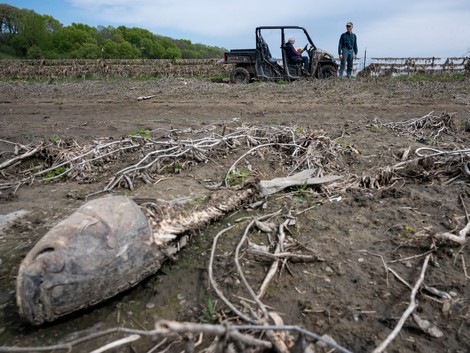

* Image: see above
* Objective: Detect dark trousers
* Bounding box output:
[291,56,309,72]
[339,49,354,78]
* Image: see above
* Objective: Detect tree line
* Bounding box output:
[0,4,226,59]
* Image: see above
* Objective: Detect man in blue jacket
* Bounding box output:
[338,22,358,78]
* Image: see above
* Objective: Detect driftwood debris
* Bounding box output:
[259,170,342,196]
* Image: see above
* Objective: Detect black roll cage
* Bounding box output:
[255,26,318,52]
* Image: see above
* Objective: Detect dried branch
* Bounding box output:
[234,218,270,322]
[0,143,44,170]
[257,219,290,299]
[382,111,457,144]
[208,224,256,324]
[248,249,319,262]
[372,253,431,353]
[90,334,141,353]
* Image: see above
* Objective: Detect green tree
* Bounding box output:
[163,47,182,59]
[26,44,43,58]
[140,37,153,58]
[1,4,226,59]
[0,3,20,33]
[97,25,124,45]
[118,26,154,48]
[149,41,165,58]
[52,23,97,57]
[101,39,139,58]
[71,42,101,59]
[116,41,140,58]
[10,10,53,57]
[181,49,199,59]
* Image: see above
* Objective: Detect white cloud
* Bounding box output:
[65,0,470,57]
[361,3,470,57]
[67,0,353,36]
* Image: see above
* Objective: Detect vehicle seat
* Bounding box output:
[261,43,278,64]
[281,47,303,76]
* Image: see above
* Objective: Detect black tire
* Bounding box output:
[317,64,337,79]
[230,67,251,84]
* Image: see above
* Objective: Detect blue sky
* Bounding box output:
[5,0,470,59]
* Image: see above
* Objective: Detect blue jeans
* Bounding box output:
[339,49,354,78]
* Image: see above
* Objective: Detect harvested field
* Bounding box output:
[0,59,229,80]
[0,77,469,353]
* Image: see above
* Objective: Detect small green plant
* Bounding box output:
[202,297,219,324]
[336,139,348,149]
[292,181,312,202]
[45,166,68,181]
[397,225,414,239]
[226,168,250,186]
[129,129,152,139]
[295,127,305,135]
[174,162,182,173]
[293,181,309,195]
[50,134,61,143]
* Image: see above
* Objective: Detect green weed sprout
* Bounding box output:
[50,134,61,143]
[226,168,250,186]
[129,129,152,140]
[45,166,69,181]
[203,297,219,324]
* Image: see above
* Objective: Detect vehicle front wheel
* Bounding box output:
[317,65,337,79]
[230,67,251,84]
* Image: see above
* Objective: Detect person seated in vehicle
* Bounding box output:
[285,37,309,73]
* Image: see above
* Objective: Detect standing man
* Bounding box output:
[338,22,358,78]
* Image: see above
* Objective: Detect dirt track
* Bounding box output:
[0,77,470,352]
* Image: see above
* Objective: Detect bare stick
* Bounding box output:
[233,212,290,353]
[387,249,435,264]
[0,320,353,353]
[461,254,470,280]
[0,144,43,170]
[387,267,413,290]
[458,221,470,238]
[359,251,390,287]
[155,320,273,349]
[460,194,470,223]
[248,250,319,262]
[436,231,467,244]
[0,327,150,353]
[89,334,141,353]
[208,224,257,324]
[372,253,431,353]
[234,219,270,321]
[414,226,468,245]
[257,219,290,299]
[225,143,302,186]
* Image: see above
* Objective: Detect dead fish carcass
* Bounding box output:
[16,170,334,325]
[16,186,259,325]
[16,196,160,325]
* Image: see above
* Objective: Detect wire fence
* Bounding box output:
[339,56,469,77]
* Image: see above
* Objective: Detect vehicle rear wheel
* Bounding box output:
[317,65,337,79]
[230,67,251,84]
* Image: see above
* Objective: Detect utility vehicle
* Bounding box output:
[219,26,337,83]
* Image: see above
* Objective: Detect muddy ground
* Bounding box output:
[0,77,470,353]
